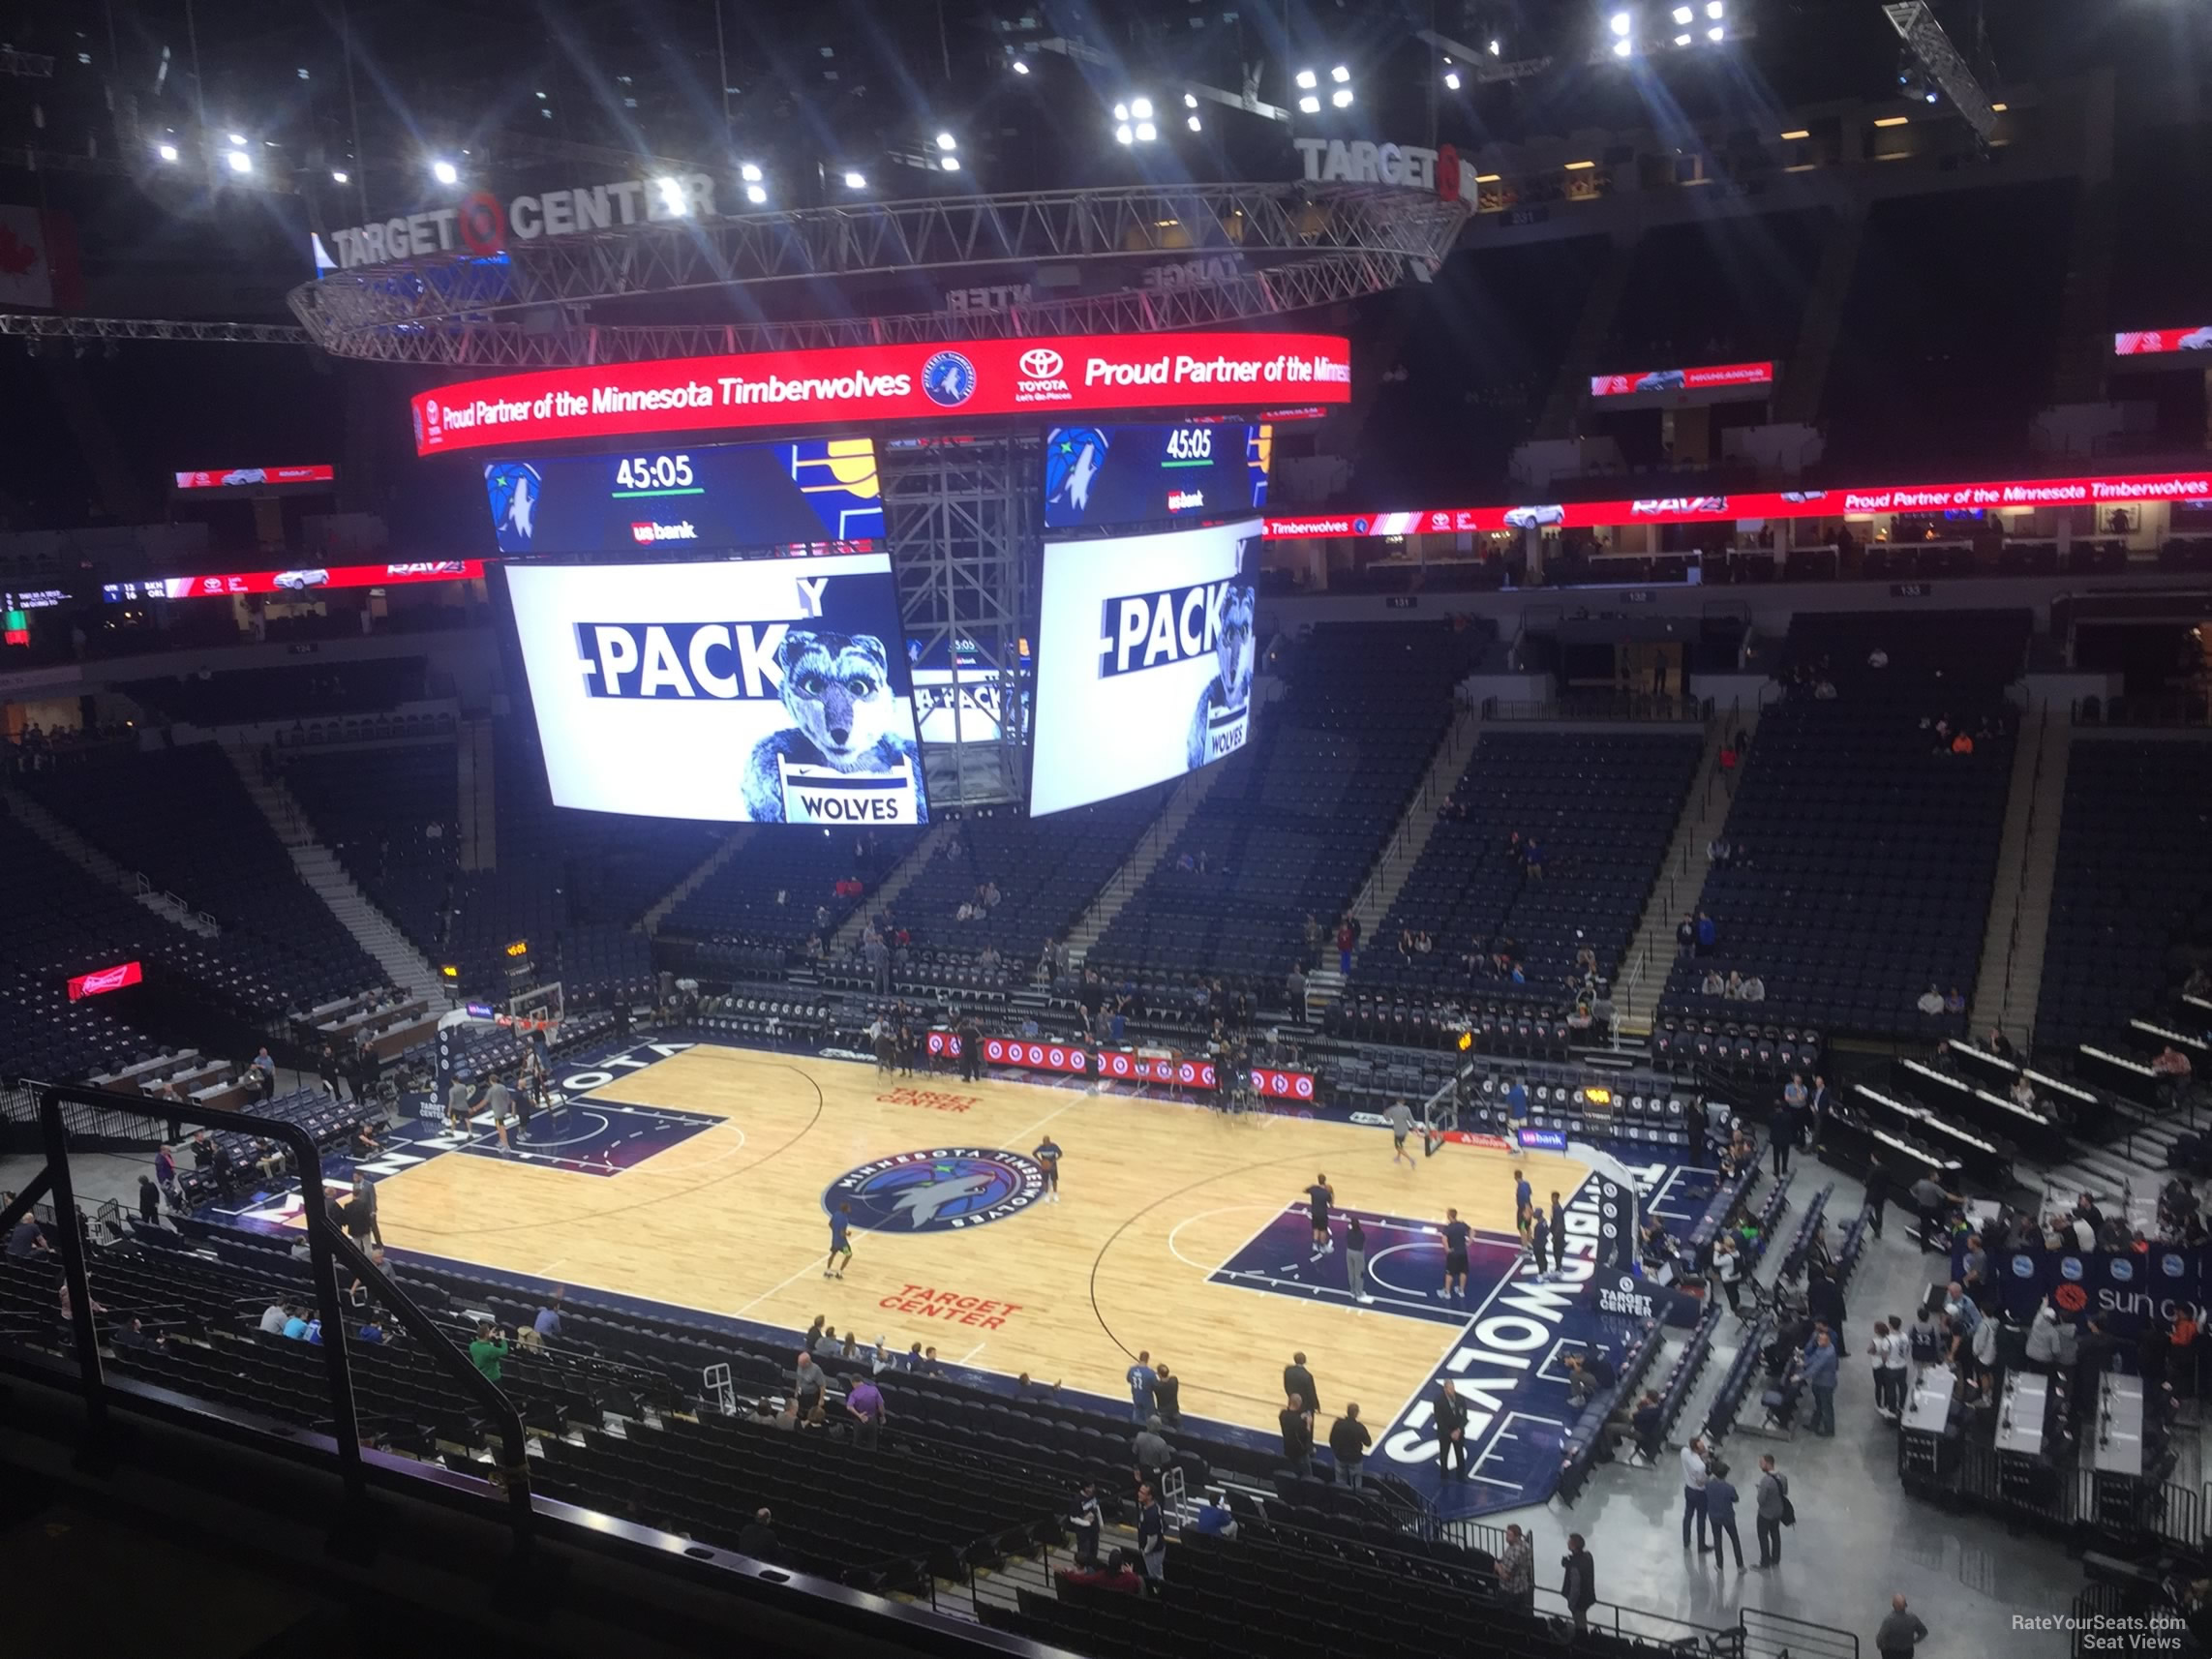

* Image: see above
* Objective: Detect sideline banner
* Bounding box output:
[410,334,1350,455]
[1988,1246,2210,1335]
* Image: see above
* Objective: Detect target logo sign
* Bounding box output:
[1249,1069,1318,1101]
[925,1030,964,1058]
[982,1038,1089,1076]
[457,192,507,256]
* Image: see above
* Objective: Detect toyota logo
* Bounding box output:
[1019,347,1064,378]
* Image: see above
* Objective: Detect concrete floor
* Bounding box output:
[6,1104,2095,1655]
[1487,1156,2083,1658]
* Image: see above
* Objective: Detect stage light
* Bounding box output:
[654,176,688,214]
[1673,4,1692,19]
[1613,37,1632,56]
[227,132,246,145]
[1676,33,1692,45]
[432,158,458,185]
[1330,87,1352,107]
[1131,97,1153,120]
[1113,102,1130,121]
[331,168,349,183]
[1330,64,1349,82]
[1706,0,1723,15]
[1444,69,1461,88]
[1564,159,1596,169]
[156,142,178,163]
[1710,24,1725,40]
[1011,58,1030,75]
[936,132,956,151]
[842,169,866,188]
[941,155,959,170]
[1295,68,1318,89]
[1924,88,1938,103]
[1115,122,1135,144]
[1297,94,1320,114]
[226,148,252,174]
[1989,102,2007,111]
[1187,113,1201,132]
[1184,93,1198,107]
[740,162,762,182]
[1610,13,1632,37]
[744,183,768,203]
[1136,120,1156,141]
[1779,129,1809,140]
[1489,38,1501,54]
[1872,114,1909,127]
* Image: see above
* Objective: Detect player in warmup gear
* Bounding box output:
[1385,1100,1417,1168]
[1440,1207,1471,1301]
[1034,1136,1063,1202]
[1506,1075,1530,1155]
[824,1202,855,1280]
[1306,1174,1336,1259]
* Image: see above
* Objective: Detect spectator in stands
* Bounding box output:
[1943,987,1966,1015]
[533,1287,564,1342]
[1135,1483,1167,1584]
[1568,1348,1616,1408]
[1153,1362,1182,1426]
[1278,1393,1315,1475]
[282,1308,311,1340]
[343,1174,381,1250]
[1067,1481,1104,1567]
[259,1300,291,1334]
[1911,1174,1961,1252]
[845,1372,885,1449]
[1336,918,1355,975]
[1497,1523,1534,1612]
[1678,916,1697,956]
[1561,1533,1596,1633]
[469,1320,508,1382]
[790,1349,828,1427]
[1915,984,1946,1017]
[1741,974,1767,1002]
[1874,1593,1927,1659]
[251,1045,278,1099]
[1695,911,1716,954]
[318,1043,345,1101]
[1986,1027,2016,1061]
[1126,1349,1158,1421]
[190,1131,217,1172]
[739,1507,780,1563]
[1329,1403,1371,1489]
[1700,968,1726,996]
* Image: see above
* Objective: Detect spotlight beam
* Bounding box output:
[1882,2,1997,139]
[1030,37,1288,121]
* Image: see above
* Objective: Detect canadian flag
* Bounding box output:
[0,206,81,311]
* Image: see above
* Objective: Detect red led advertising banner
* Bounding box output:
[102,560,484,602]
[1262,468,2212,540]
[409,332,1352,455]
[2113,329,2212,356]
[173,465,338,490]
[68,960,142,1000]
[1589,361,1774,398]
[1249,1067,1318,1101]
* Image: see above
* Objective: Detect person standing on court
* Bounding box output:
[1681,1436,1712,1551]
[1875,1594,1927,1659]
[1550,1191,1568,1281]
[1283,1351,1318,1422]
[1440,1208,1471,1302]
[824,1201,854,1280]
[1435,1378,1470,1479]
[1704,1458,1744,1568]
[1754,1454,1790,1566]
[1306,1173,1335,1260]
[1505,1075,1530,1147]
[1279,1393,1315,1475]
[1329,1403,1371,1489]
[1345,1215,1372,1303]
[445,1075,474,1135]
[1126,1349,1158,1422]
[481,1073,515,1152]
[1385,1099,1417,1167]
[1530,1201,1551,1279]
[318,1041,345,1101]
[1561,1533,1597,1632]
[1034,1134,1063,1203]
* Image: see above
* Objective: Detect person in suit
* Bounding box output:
[1705,1458,1745,1568]
[1754,1455,1790,1566]
[1436,1379,1470,1479]
[1279,1393,1315,1475]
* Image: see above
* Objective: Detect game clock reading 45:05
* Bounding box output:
[1164,426,1214,461]
[614,455,696,494]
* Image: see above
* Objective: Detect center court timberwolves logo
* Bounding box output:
[827,1148,1045,1232]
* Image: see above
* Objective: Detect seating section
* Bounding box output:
[125,658,430,727]
[1661,612,2028,1042]
[1352,731,1703,997]
[666,830,916,957]
[1596,209,1830,372]
[891,791,1170,979]
[1090,622,1475,995]
[282,723,716,1002]
[20,744,384,1016]
[2036,740,2212,1056]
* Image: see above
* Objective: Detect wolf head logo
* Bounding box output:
[1214,584,1256,709]
[777,629,894,764]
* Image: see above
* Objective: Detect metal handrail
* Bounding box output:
[0,1077,534,1543]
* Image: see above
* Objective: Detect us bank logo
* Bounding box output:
[827,1148,1044,1232]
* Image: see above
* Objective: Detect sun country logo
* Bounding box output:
[825,1149,1045,1233]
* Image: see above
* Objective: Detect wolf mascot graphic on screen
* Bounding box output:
[1186,580,1256,770]
[741,629,926,824]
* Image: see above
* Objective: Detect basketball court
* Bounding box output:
[358,1041,1599,1475]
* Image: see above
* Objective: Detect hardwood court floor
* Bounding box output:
[373,1044,1589,1435]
